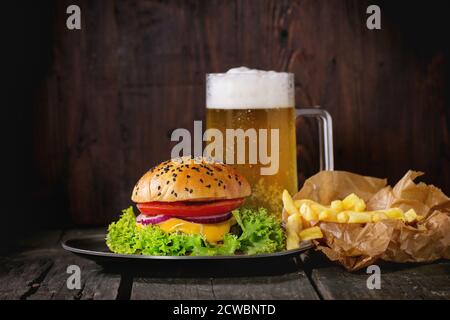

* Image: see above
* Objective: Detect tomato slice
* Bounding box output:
[136,198,245,217]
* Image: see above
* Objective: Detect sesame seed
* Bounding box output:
[200,179,204,183]
[206,184,211,188]
[187,175,191,178]
[157,192,161,196]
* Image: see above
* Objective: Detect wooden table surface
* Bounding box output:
[1,228,449,300]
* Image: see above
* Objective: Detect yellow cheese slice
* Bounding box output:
[157,218,234,243]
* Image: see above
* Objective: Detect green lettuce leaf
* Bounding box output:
[106,206,139,254]
[190,233,240,256]
[106,206,285,256]
[232,207,285,255]
[106,206,239,256]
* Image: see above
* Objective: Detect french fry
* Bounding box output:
[354,199,366,212]
[300,203,318,221]
[371,211,388,223]
[283,193,423,229]
[385,208,404,220]
[347,211,372,223]
[299,226,323,241]
[282,190,299,216]
[342,193,366,212]
[337,211,349,223]
[294,199,310,208]
[295,199,327,213]
[318,209,339,222]
[342,193,359,210]
[286,213,302,249]
[330,200,344,212]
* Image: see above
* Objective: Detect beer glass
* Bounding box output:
[205,67,333,216]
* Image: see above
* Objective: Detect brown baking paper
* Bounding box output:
[293,170,450,271]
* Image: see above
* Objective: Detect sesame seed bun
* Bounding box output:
[131,156,251,203]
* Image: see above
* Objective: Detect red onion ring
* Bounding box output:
[181,212,232,224]
[137,212,233,225]
[136,214,171,225]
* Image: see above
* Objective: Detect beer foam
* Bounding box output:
[206,67,294,109]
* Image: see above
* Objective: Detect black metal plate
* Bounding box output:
[62,235,313,276]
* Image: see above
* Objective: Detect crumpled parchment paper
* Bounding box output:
[293,170,450,271]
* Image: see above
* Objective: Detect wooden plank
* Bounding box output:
[132,278,215,300]
[0,229,122,300]
[310,261,450,300]
[0,229,64,300]
[27,228,121,300]
[210,272,318,300]
[132,273,318,300]
[0,253,53,300]
[28,254,121,300]
[79,271,124,300]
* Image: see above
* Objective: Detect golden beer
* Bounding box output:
[206,67,297,216]
[206,107,297,215]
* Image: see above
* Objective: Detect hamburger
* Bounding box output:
[132,156,251,243]
[106,156,284,256]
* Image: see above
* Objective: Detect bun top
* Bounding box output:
[132,156,251,203]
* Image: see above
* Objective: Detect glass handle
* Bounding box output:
[296,108,334,171]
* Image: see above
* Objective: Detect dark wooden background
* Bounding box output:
[5,0,449,247]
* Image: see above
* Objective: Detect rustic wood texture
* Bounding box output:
[30,0,450,225]
[28,228,121,300]
[0,255,53,300]
[310,261,450,300]
[210,273,318,300]
[1,229,449,300]
[0,229,122,300]
[132,272,319,300]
